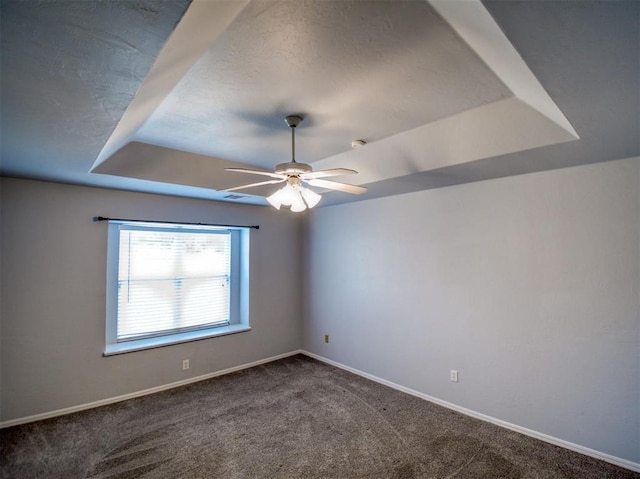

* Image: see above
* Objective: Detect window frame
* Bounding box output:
[104,221,250,356]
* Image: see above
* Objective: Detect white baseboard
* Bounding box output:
[301,350,640,473]
[0,349,303,429]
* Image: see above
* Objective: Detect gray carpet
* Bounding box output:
[1,354,637,478]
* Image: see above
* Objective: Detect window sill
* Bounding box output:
[103,324,251,356]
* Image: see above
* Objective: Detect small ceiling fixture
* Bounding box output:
[223,115,367,212]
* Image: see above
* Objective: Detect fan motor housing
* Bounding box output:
[275,162,312,175]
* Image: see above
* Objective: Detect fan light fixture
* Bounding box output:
[223,115,367,212]
[267,177,321,211]
[265,116,320,212]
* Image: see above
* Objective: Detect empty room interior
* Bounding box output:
[1,0,639,477]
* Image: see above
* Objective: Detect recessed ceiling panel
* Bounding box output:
[134,0,511,168]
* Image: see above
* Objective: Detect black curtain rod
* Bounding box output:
[93,216,259,230]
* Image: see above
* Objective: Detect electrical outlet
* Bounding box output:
[324,334,329,343]
[182,359,190,371]
[450,369,458,382]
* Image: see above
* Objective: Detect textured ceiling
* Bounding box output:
[0,0,191,185]
[134,0,510,166]
[1,0,638,207]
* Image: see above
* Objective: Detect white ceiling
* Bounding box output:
[134,0,511,164]
[1,0,638,207]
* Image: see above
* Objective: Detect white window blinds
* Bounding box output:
[115,225,232,342]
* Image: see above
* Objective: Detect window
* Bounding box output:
[105,221,250,355]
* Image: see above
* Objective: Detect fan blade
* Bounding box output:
[306,179,368,195]
[225,167,285,179]
[300,168,357,180]
[221,179,285,192]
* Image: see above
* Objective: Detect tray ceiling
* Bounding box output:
[1,0,637,207]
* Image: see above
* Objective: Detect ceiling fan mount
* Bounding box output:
[223,114,367,211]
[284,115,302,129]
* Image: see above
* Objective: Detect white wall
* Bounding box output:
[0,178,302,421]
[302,158,640,463]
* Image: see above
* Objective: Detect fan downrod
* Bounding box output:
[279,115,306,172]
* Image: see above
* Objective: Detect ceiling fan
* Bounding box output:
[223,115,367,212]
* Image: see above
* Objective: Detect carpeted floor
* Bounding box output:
[1,354,637,478]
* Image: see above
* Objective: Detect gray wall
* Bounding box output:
[0,178,302,421]
[302,158,639,463]
[2,159,639,464]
